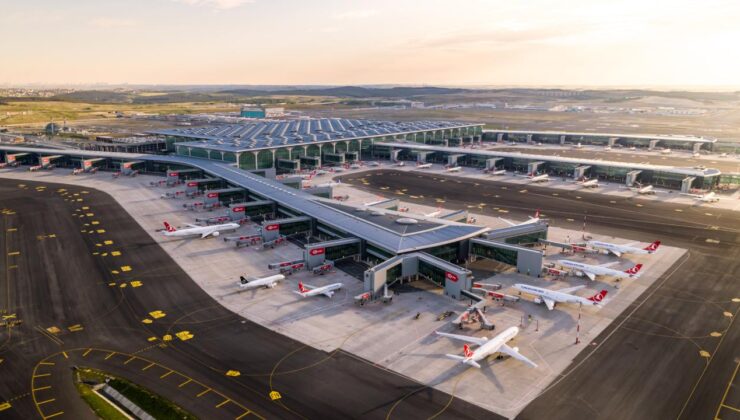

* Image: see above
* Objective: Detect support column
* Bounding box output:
[560,135,566,145]
[649,140,660,150]
[497,133,504,143]
[526,134,534,144]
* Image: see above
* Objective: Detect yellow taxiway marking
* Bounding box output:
[124,357,136,365]
[96,229,105,233]
[33,373,51,378]
[82,206,89,210]
[215,399,230,408]
[710,332,723,337]
[120,266,132,272]
[178,379,192,388]
[104,352,116,360]
[37,398,55,405]
[699,350,711,358]
[68,324,83,332]
[235,411,252,420]
[142,363,155,371]
[38,362,55,366]
[33,386,51,392]
[225,370,241,377]
[715,362,740,419]
[85,213,94,217]
[91,221,99,225]
[6,228,17,232]
[149,310,166,319]
[82,349,92,357]
[176,331,194,341]
[61,352,68,359]
[142,319,153,324]
[147,336,158,342]
[130,280,142,287]
[7,251,19,256]
[104,240,113,245]
[111,251,121,256]
[44,411,64,419]
[160,370,173,379]
[196,388,211,397]
[269,391,282,401]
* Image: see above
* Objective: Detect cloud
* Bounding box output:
[171,0,254,9]
[89,17,137,28]
[332,9,378,20]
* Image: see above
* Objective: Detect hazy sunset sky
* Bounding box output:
[1,0,739,87]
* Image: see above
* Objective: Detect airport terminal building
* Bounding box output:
[150,118,484,173]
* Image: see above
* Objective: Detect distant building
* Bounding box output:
[240,106,284,119]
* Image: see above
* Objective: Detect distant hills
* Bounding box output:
[2,86,738,105]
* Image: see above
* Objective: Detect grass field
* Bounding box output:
[0,101,240,125]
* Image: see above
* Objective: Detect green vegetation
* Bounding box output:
[74,367,197,420]
[74,369,130,420]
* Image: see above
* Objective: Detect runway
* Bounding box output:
[338,170,740,420]
[0,178,496,420]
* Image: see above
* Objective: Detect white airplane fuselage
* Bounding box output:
[580,179,599,188]
[586,240,652,256]
[295,282,343,298]
[558,259,638,280]
[239,274,285,290]
[514,283,597,308]
[446,167,461,172]
[416,163,432,169]
[466,327,519,365]
[529,174,549,182]
[163,222,240,238]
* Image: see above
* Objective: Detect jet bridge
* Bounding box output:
[82,158,106,172]
[439,209,469,223]
[414,151,434,163]
[120,160,144,175]
[184,178,225,195]
[304,237,361,269]
[5,152,31,166]
[626,170,642,187]
[203,187,246,205]
[363,252,472,300]
[447,154,466,167]
[166,168,203,186]
[527,161,545,175]
[39,155,63,168]
[261,216,312,242]
[228,200,275,220]
[681,176,696,193]
[573,165,591,179]
[485,158,503,171]
[364,198,399,210]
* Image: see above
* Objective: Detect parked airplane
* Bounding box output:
[239,274,284,290]
[488,169,507,176]
[682,191,720,203]
[514,283,608,310]
[28,165,43,172]
[425,207,443,218]
[162,221,240,239]
[436,326,537,369]
[660,148,672,155]
[416,163,432,169]
[627,183,655,195]
[557,259,643,281]
[446,166,462,173]
[294,281,343,298]
[395,161,406,167]
[528,173,549,183]
[573,142,583,149]
[576,178,599,188]
[500,210,542,227]
[586,240,661,257]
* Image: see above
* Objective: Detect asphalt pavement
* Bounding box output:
[338,169,740,420]
[0,178,497,420]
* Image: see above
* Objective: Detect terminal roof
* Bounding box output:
[0,146,489,254]
[150,118,481,152]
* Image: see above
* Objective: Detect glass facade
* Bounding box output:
[425,243,459,262]
[471,242,518,266]
[505,231,547,245]
[418,260,447,286]
[325,242,361,261]
[239,153,256,170]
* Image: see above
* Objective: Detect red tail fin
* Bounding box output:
[625,264,643,275]
[588,290,608,302]
[644,241,661,252]
[298,282,307,293]
[163,221,176,232]
[463,344,474,358]
[534,209,540,219]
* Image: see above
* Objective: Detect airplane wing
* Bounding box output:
[608,249,622,258]
[558,285,586,294]
[500,344,538,368]
[185,223,200,228]
[435,331,488,346]
[498,218,516,227]
[584,271,596,281]
[543,298,555,311]
[201,228,216,238]
[599,261,619,268]
[322,291,334,298]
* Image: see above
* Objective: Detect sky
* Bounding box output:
[1,0,739,88]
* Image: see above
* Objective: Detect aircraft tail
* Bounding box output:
[625,263,643,276]
[163,221,176,232]
[534,209,540,219]
[298,282,308,293]
[239,275,249,285]
[644,241,661,252]
[588,290,608,302]
[463,344,474,358]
